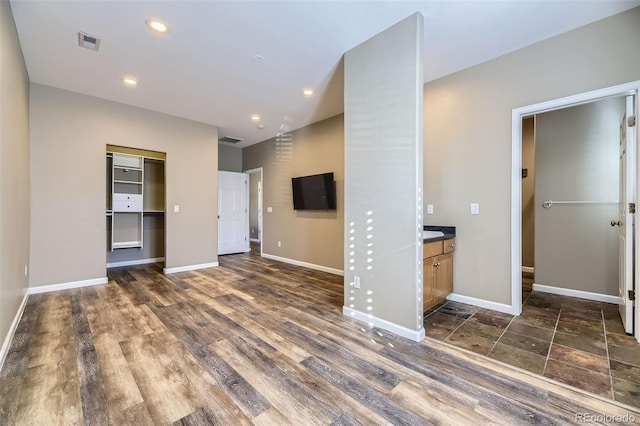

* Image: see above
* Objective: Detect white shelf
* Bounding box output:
[112,241,143,249]
[113,180,142,185]
[113,153,143,169]
[113,166,142,171]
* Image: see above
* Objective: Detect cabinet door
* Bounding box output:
[423,260,436,311]
[434,253,453,303]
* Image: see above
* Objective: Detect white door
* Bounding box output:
[619,94,636,334]
[218,171,250,255]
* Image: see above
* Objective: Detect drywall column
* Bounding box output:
[343,13,424,341]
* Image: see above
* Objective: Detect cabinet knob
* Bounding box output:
[449,243,455,248]
[434,262,440,267]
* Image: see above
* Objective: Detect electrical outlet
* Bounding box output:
[353,276,361,289]
[173,204,180,213]
[427,204,434,215]
[278,241,281,247]
[470,203,480,215]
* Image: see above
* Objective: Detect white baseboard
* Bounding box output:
[343,306,425,342]
[107,257,165,268]
[532,283,620,305]
[262,253,343,276]
[446,293,518,315]
[29,277,108,295]
[0,290,30,372]
[522,266,534,274]
[163,262,219,274]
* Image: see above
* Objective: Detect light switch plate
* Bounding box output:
[267,206,273,213]
[470,203,479,215]
[427,204,434,215]
[173,205,180,213]
[353,276,361,289]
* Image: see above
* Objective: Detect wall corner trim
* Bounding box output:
[532,283,620,305]
[29,277,108,294]
[446,293,519,316]
[163,262,219,274]
[262,253,344,276]
[343,306,425,342]
[0,291,30,372]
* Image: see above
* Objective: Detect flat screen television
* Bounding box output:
[291,172,336,210]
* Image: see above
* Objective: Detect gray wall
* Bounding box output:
[218,144,242,172]
[535,97,623,295]
[344,13,424,335]
[423,7,640,305]
[522,117,535,269]
[30,84,219,287]
[0,0,30,355]
[243,114,344,270]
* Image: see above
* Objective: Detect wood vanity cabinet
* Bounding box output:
[423,238,455,311]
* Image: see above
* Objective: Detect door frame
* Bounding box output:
[510,81,640,336]
[245,167,264,256]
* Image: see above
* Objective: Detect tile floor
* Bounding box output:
[424,287,640,407]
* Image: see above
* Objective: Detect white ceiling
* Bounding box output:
[10,0,640,148]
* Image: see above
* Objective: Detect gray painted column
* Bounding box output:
[343,13,424,341]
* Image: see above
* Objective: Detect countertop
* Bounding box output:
[423,225,456,243]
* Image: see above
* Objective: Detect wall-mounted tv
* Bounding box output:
[292,172,336,210]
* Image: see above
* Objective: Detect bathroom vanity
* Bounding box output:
[422,226,455,311]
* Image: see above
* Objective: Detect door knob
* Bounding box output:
[611,220,621,227]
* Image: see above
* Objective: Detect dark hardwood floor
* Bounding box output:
[1,252,639,425]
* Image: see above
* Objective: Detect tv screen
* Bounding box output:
[291,172,336,210]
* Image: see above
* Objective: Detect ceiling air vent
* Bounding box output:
[219,136,243,144]
[78,32,100,51]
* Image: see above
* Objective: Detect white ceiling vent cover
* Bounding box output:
[219,136,243,144]
[78,32,100,51]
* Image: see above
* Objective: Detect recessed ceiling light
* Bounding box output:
[122,76,138,87]
[303,88,314,97]
[146,18,170,34]
[251,114,261,122]
[257,124,265,129]
[252,55,265,63]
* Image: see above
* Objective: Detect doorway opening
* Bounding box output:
[511,81,639,339]
[106,145,166,268]
[245,167,263,257]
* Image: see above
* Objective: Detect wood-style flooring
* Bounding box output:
[2,252,640,425]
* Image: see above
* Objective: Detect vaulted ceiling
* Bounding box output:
[10,1,640,147]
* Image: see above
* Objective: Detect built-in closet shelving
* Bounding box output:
[106,145,166,268]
